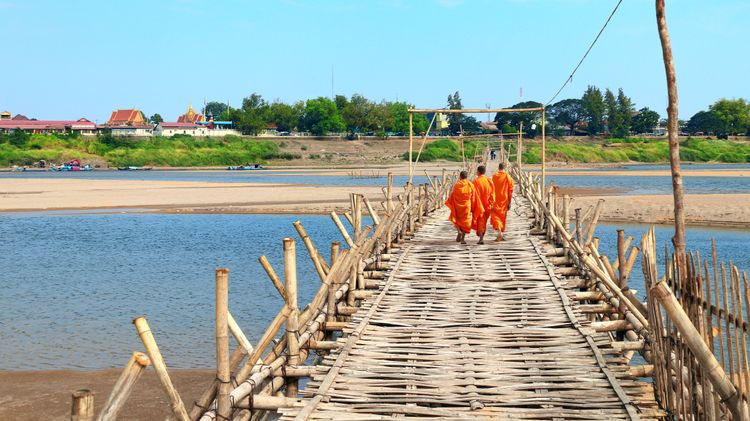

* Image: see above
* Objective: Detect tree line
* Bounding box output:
[184,89,748,138]
[195,94,429,137]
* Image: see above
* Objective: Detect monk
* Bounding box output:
[491,162,514,241]
[446,170,483,244]
[472,165,494,245]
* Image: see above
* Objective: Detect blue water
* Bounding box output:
[0,170,419,188]
[594,223,750,302]
[0,209,748,370]
[0,213,350,370]
[546,174,749,195]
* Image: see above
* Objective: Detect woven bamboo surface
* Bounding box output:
[280,197,661,420]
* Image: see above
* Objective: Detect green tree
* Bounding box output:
[388,102,428,135]
[8,129,29,147]
[342,94,375,134]
[604,89,620,136]
[709,98,750,135]
[547,98,583,134]
[446,91,464,135]
[268,101,301,132]
[236,93,269,135]
[493,101,543,135]
[631,107,660,134]
[581,85,605,136]
[205,102,228,119]
[300,97,345,136]
[686,110,723,135]
[149,113,163,125]
[613,88,634,138]
[334,95,349,112]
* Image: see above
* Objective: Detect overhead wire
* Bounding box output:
[545,0,624,106]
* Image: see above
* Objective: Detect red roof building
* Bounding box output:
[177,104,205,124]
[106,109,148,126]
[0,118,97,135]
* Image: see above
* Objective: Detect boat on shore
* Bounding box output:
[227,164,264,170]
[117,166,153,171]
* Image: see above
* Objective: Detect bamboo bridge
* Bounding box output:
[71,163,750,421]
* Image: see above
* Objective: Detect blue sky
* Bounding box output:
[1,0,747,122]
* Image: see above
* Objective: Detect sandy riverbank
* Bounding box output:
[1,163,748,228]
[0,369,212,421]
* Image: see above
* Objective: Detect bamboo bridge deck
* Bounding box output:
[280,196,661,420]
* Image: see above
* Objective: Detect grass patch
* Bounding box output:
[0,133,295,166]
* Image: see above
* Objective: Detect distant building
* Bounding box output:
[156,120,240,137]
[104,109,152,136]
[0,111,10,120]
[106,109,149,126]
[0,117,97,135]
[177,104,205,124]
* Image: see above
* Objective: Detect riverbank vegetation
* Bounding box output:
[0,132,298,167]
[404,137,750,163]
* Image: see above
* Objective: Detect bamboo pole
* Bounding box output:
[97,352,150,421]
[541,107,546,194]
[132,317,190,421]
[293,220,327,282]
[652,281,748,420]
[330,241,340,267]
[408,111,413,185]
[284,238,300,398]
[71,389,94,421]
[656,0,686,265]
[330,211,354,248]
[215,268,231,420]
[517,122,523,170]
[258,256,285,298]
[362,197,380,226]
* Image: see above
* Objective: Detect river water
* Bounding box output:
[0,166,748,370]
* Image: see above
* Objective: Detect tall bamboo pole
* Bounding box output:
[283,238,300,398]
[517,122,523,170]
[541,107,546,193]
[408,111,413,185]
[215,268,231,420]
[656,0,686,263]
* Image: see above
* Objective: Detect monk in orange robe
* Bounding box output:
[446,170,483,244]
[472,165,494,244]
[491,162,514,241]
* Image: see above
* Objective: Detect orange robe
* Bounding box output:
[445,179,483,233]
[491,171,514,232]
[472,175,494,235]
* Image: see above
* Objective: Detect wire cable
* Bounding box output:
[545,0,624,106]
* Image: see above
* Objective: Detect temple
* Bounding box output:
[106,109,148,126]
[177,104,205,124]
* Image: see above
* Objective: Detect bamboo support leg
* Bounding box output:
[215,268,231,420]
[71,389,94,421]
[132,317,190,421]
[283,238,300,398]
[97,352,150,421]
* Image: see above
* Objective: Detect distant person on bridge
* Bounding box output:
[491,162,515,241]
[472,165,494,245]
[446,170,483,245]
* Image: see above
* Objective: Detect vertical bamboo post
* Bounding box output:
[215,268,231,420]
[97,352,150,421]
[541,107,546,194]
[575,208,582,244]
[617,230,627,289]
[71,389,94,421]
[330,241,340,267]
[656,0,686,265]
[516,122,523,170]
[283,238,300,398]
[386,173,393,252]
[408,111,413,185]
[562,195,570,234]
[132,317,190,421]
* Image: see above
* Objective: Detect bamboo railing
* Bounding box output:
[67,172,455,421]
[644,229,750,420]
[511,161,750,420]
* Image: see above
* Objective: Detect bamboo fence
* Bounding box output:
[66,172,454,421]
